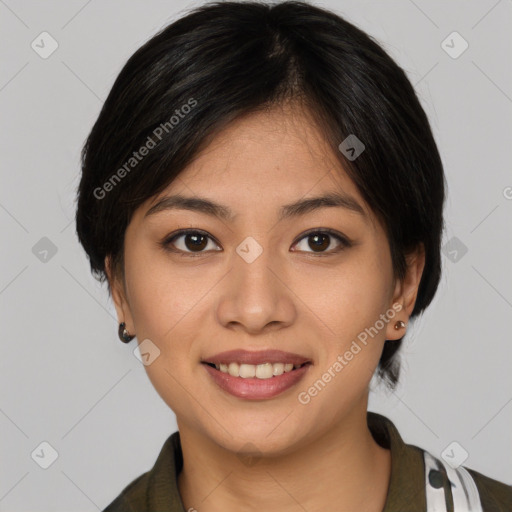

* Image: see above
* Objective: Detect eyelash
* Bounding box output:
[159,228,351,258]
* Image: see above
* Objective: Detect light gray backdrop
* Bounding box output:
[1,0,511,510]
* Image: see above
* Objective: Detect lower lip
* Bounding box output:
[202,363,311,400]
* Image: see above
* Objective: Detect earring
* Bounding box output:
[118,322,135,343]
[394,320,406,330]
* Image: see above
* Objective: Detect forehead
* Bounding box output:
[181,105,345,186]
[139,105,376,228]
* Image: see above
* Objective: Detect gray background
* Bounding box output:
[1,0,511,510]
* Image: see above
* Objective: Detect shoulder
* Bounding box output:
[367,412,512,511]
[423,449,512,511]
[465,466,512,511]
[101,431,184,512]
[102,471,151,512]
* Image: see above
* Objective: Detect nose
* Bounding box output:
[215,242,296,335]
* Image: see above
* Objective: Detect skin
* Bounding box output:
[106,102,425,512]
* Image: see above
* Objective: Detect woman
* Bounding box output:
[75,1,512,510]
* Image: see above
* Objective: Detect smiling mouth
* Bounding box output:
[202,361,311,379]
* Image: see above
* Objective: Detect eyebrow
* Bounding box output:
[144,191,367,222]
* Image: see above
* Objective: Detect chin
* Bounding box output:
[205,415,311,458]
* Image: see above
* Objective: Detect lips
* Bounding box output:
[202,349,311,366]
[202,360,311,400]
[201,349,312,399]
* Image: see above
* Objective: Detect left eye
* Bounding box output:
[161,229,349,256]
[292,230,349,254]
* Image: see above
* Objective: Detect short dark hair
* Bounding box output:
[75,0,446,390]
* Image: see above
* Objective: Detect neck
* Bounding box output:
[177,400,391,512]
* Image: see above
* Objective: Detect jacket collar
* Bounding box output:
[144,411,427,511]
[368,412,427,511]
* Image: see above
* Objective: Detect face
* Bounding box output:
[107,104,424,456]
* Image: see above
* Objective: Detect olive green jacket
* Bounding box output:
[103,412,512,511]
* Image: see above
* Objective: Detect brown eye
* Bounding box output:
[307,233,330,252]
[182,232,208,251]
[161,228,350,257]
[162,230,220,255]
[292,229,350,254]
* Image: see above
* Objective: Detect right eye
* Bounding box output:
[160,229,221,257]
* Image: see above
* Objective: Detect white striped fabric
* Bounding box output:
[424,451,483,511]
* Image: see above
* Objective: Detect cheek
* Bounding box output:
[299,246,394,394]
[123,249,202,412]
[300,252,392,341]
[295,264,392,425]
[124,243,199,339]
[122,246,218,384]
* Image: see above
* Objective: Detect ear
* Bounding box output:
[385,243,426,341]
[105,255,135,334]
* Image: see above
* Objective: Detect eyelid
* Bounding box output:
[160,227,351,256]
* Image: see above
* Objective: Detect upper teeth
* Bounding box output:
[215,362,302,379]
